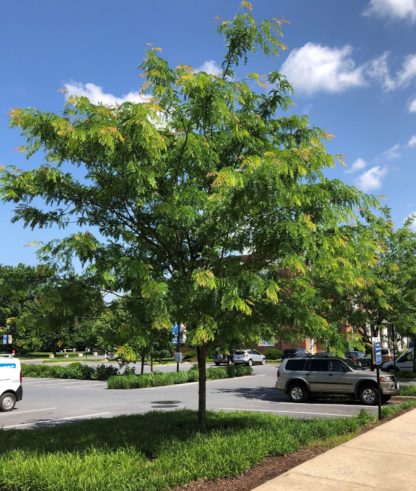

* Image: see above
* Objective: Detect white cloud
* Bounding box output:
[281,43,366,95]
[382,143,401,160]
[364,0,416,23]
[62,82,148,105]
[397,54,416,86]
[196,60,221,76]
[356,165,388,192]
[366,53,416,91]
[346,158,367,174]
[409,135,416,147]
[281,43,416,96]
[366,52,396,90]
[409,97,416,112]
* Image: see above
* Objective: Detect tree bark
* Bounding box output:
[197,344,207,432]
[140,355,145,375]
[150,354,154,373]
[413,335,416,373]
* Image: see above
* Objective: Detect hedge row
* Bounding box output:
[22,362,119,380]
[107,365,252,389]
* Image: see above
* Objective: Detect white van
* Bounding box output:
[0,355,23,411]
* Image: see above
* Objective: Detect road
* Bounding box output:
[1,363,381,429]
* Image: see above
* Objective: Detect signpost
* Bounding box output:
[373,339,383,420]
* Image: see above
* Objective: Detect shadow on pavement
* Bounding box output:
[215,386,372,406]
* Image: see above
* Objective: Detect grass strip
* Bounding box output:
[0,409,373,491]
[107,365,252,389]
[382,399,416,418]
[398,385,416,397]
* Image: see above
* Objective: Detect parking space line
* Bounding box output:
[220,407,356,417]
[0,407,56,416]
[3,412,111,429]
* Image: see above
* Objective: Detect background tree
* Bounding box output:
[1,3,379,429]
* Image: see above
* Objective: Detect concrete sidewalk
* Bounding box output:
[252,408,416,490]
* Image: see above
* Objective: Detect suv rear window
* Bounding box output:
[285,359,306,370]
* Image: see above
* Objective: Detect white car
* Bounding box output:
[232,349,266,366]
[382,349,414,373]
[0,354,23,411]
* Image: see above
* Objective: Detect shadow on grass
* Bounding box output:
[0,410,274,458]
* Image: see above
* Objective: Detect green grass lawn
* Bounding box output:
[399,385,416,396]
[0,410,374,491]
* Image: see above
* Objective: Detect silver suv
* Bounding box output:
[276,357,398,405]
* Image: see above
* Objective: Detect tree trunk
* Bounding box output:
[52,339,56,356]
[140,355,145,375]
[150,354,154,373]
[197,344,207,432]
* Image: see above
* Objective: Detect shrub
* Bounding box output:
[182,350,197,361]
[153,349,171,361]
[399,386,416,396]
[123,366,136,376]
[263,348,282,360]
[108,365,252,389]
[22,363,119,380]
[95,364,119,380]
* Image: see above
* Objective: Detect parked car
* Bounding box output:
[213,353,231,366]
[381,348,394,364]
[0,354,23,411]
[345,351,371,368]
[275,356,398,405]
[232,349,266,366]
[281,348,308,359]
[382,349,414,372]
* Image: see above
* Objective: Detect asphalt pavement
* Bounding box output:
[0,363,382,430]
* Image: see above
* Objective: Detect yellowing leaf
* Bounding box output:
[241,1,253,10]
[192,269,217,290]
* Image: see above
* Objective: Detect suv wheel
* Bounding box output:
[288,383,308,402]
[248,359,253,367]
[359,385,378,405]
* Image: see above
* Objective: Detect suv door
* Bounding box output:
[304,358,329,391]
[327,359,355,393]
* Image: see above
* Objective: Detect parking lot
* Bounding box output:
[1,364,380,429]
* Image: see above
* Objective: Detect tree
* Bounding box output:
[1,3,378,429]
[0,263,54,352]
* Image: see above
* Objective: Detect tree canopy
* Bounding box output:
[1,3,382,428]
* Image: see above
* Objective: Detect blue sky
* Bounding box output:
[1,0,416,266]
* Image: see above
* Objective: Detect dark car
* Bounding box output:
[281,348,308,360]
[345,351,371,368]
